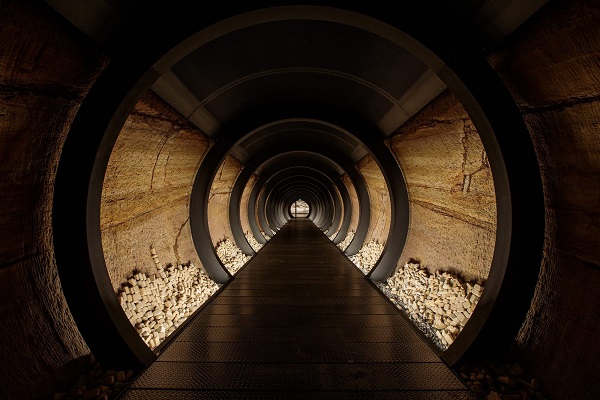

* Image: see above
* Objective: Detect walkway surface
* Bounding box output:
[120,218,476,399]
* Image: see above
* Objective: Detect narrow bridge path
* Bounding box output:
[120,218,476,399]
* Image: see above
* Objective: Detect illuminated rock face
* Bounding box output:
[101,92,211,293]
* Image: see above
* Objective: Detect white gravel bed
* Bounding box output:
[117,248,220,349]
[336,230,355,251]
[375,262,483,350]
[244,231,264,252]
[215,238,252,275]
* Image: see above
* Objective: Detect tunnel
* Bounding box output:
[1,1,599,399]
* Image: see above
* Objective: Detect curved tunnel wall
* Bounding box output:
[100,92,213,291]
[389,90,497,283]
[57,0,524,378]
[207,154,244,247]
[1,1,599,400]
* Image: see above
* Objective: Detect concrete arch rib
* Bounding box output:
[264,174,335,231]
[229,155,352,252]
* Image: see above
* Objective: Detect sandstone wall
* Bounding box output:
[356,154,392,246]
[487,0,600,398]
[100,91,212,292]
[389,91,496,283]
[207,155,244,246]
[0,1,108,399]
[340,173,360,239]
[240,173,259,239]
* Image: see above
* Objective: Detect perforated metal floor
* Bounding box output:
[119,219,476,400]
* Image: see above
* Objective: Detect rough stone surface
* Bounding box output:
[240,173,259,243]
[389,91,496,283]
[117,259,220,349]
[340,173,360,241]
[101,92,212,292]
[207,155,244,246]
[215,238,252,275]
[356,154,392,245]
[487,1,600,398]
[0,1,109,399]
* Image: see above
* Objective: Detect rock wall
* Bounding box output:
[240,173,259,242]
[0,1,109,399]
[487,0,600,398]
[340,173,360,242]
[207,154,244,246]
[356,154,392,246]
[101,91,212,292]
[389,91,496,283]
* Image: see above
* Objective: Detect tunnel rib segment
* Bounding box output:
[121,218,475,399]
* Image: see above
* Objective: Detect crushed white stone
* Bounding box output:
[336,230,355,251]
[375,262,483,350]
[244,231,264,252]
[117,248,220,350]
[349,239,385,274]
[260,231,270,241]
[215,238,252,275]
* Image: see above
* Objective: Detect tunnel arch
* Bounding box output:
[229,153,353,252]
[52,2,544,371]
[263,173,335,230]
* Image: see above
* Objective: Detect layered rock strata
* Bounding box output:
[376,262,483,350]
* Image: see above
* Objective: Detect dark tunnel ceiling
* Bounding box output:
[45,0,549,170]
[152,17,444,139]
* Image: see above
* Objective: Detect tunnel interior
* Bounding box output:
[3,0,599,399]
[52,0,544,371]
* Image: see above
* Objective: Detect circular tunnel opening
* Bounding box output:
[52,3,544,371]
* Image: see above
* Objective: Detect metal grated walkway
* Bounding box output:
[119,218,476,399]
